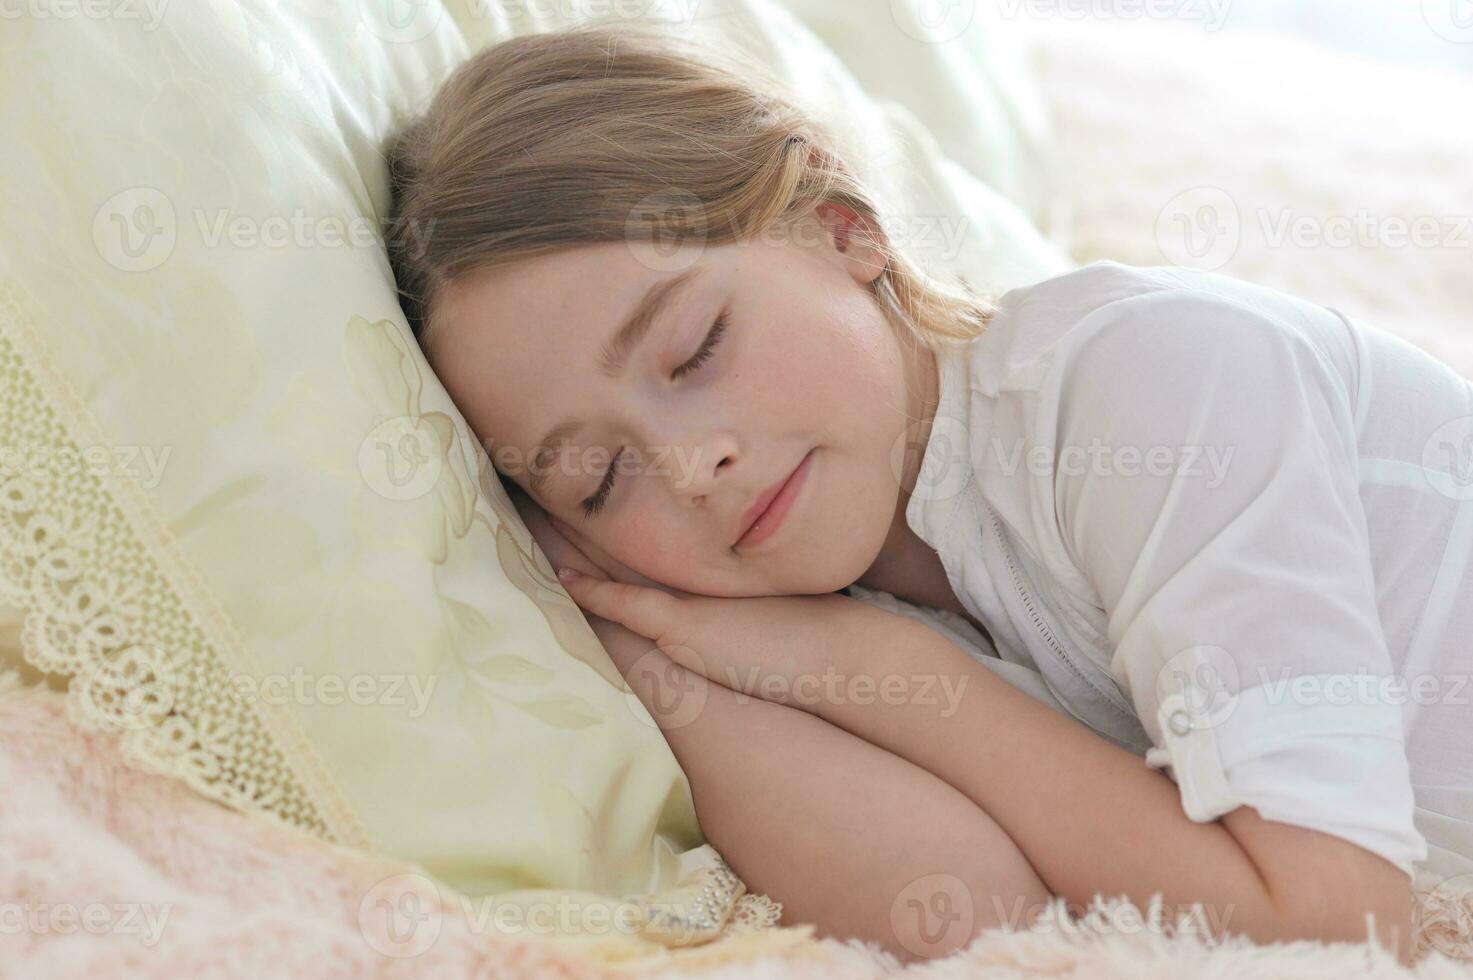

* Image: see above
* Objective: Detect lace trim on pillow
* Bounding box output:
[0,283,372,851]
[632,855,785,947]
[727,893,784,933]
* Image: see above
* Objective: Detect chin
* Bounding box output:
[815,557,871,595]
[779,550,874,597]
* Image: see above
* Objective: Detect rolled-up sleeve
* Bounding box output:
[1052,289,1428,878]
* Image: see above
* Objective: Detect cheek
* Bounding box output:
[602,512,712,588]
[604,508,694,565]
[731,323,839,413]
[760,338,896,426]
[751,293,896,407]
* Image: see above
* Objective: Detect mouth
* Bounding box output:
[734,448,816,552]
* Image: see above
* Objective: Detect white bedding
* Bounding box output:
[1019,18,1473,380]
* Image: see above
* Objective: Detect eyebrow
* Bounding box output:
[527,267,703,500]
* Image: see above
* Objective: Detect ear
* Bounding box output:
[815,201,889,286]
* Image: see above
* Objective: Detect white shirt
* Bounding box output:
[903,260,1473,885]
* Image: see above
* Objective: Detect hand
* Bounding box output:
[554,565,911,713]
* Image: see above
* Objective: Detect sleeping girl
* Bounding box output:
[385,23,1473,965]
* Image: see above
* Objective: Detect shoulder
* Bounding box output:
[1064,284,1328,387]
[976,261,1343,400]
[994,259,1188,315]
[1042,272,1364,509]
[1005,260,1325,349]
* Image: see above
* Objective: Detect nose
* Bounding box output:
[657,428,739,507]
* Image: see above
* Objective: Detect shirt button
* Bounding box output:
[1167,709,1192,736]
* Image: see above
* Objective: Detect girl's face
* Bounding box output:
[431,204,937,597]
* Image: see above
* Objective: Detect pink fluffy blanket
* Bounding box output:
[3,669,1471,980]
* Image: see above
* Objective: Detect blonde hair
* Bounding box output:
[385,22,992,362]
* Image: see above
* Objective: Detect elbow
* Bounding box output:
[1271,867,1413,965]
[1222,807,1417,963]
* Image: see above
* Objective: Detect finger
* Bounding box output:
[557,567,681,644]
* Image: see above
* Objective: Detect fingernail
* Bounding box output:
[557,567,578,582]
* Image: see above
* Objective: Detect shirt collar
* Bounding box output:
[904,338,976,549]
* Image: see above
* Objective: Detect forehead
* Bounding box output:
[439,241,656,351]
[429,241,703,468]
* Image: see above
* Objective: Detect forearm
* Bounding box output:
[586,614,1052,960]
[808,619,1411,959]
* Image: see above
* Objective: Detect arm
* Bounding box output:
[825,290,1420,961]
[1053,292,1421,959]
[592,615,1051,961]
[556,547,1411,958]
[510,481,1050,959]
[544,503,1412,958]
[805,615,1414,961]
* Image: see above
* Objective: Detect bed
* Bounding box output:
[2,4,1470,976]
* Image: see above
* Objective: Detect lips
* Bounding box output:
[734,449,814,550]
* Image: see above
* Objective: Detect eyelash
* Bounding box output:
[579,310,729,519]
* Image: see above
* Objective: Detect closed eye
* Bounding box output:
[671,309,728,381]
[580,448,620,520]
[579,309,730,520]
